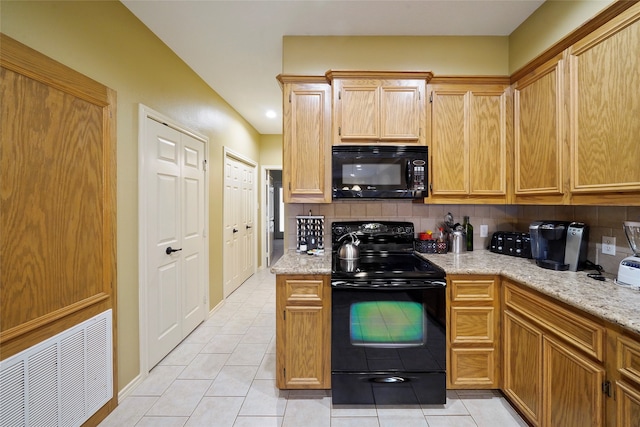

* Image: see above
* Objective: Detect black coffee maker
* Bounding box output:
[529,221,589,271]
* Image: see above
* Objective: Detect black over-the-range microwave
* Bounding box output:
[332,145,428,199]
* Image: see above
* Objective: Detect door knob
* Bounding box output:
[166,246,182,255]
[246,225,252,229]
[233,228,238,233]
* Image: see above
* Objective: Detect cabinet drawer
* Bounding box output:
[504,282,604,361]
[451,278,496,302]
[451,307,495,343]
[450,348,497,387]
[283,278,325,306]
[618,335,640,384]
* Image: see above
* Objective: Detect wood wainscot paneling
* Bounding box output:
[0,33,117,425]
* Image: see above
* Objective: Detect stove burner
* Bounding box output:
[332,253,444,278]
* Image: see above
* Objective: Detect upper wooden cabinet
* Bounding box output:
[429,78,511,204]
[327,71,432,145]
[278,76,331,203]
[512,54,569,205]
[567,5,640,205]
[511,3,640,206]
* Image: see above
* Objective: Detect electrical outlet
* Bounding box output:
[480,225,488,238]
[602,236,616,255]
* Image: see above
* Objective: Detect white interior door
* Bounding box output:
[223,151,256,297]
[240,161,255,281]
[145,117,207,369]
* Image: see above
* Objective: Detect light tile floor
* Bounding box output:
[100,268,528,427]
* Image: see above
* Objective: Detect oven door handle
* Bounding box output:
[331,280,446,289]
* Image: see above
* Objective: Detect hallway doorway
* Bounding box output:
[263,167,283,267]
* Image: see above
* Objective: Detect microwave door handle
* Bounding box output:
[405,160,412,189]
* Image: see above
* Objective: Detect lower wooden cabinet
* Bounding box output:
[503,310,543,425]
[543,334,605,427]
[614,334,640,426]
[447,275,500,388]
[276,274,331,389]
[616,381,640,426]
[502,280,606,427]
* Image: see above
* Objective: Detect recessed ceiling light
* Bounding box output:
[266,110,277,119]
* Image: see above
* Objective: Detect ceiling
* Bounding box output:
[121,0,545,135]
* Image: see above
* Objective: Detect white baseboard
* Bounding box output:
[208,298,226,318]
[117,373,144,401]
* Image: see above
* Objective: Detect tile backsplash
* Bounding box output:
[285,202,640,276]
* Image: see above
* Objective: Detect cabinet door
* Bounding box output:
[430,82,509,203]
[337,81,379,140]
[334,78,425,144]
[469,89,507,196]
[513,56,567,204]
[543,335,605,427]
[615,334,640,426]
[503,310,543,426]
[431,87,468,195]
[379,81,424,141]
[282,82,331,203]
[276,275,330,389]
[617,381,640,427]
[569,9,640,201]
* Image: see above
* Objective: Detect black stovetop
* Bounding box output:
[332,252,446,281]
[331,221,446,281]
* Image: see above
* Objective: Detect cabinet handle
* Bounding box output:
[338,126,341,136]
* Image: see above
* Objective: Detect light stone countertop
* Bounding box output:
[417,250,640,335]
[270,249,640,335]
[270,250,332,275]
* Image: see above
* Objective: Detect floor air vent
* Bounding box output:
[0,310,113,427]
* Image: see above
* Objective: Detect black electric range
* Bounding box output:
[330,221,447,405]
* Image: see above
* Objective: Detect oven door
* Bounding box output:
[331,282,446,404]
